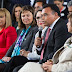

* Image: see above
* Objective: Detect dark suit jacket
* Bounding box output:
[5,26,38,57]
[39,18,71,64]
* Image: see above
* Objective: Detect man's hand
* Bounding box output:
[42,60,53,72]
[20,49,30,57]
[34,37,42,48]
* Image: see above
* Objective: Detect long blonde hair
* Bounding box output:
[0,8,12,29]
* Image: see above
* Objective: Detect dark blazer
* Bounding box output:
[5,26,38,57]
[39,18,71,64]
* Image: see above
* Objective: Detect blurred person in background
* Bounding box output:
[34,0,46,13]
[12,4,22,35]
[54,0,69,21]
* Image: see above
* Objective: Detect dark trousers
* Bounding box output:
[13,65,23,72]
[2,56,39,72]
[0,63,5,72]
[2,56,28,72]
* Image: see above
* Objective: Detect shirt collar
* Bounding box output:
[49,17,60,30]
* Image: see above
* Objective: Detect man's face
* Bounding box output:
[41,7,56,26]
[68,6,72,14]
[34,2,42,12]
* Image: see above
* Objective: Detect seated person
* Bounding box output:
[18,13,72,72]
[0,8,17,59]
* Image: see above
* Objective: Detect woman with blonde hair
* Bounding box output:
[0,8,17,59]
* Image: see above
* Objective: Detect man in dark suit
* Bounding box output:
[34,4,71,64]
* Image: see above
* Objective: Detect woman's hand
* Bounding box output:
[2,57,11,62]
[20,49,30,57]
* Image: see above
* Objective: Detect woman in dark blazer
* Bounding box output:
[0,5,38,71]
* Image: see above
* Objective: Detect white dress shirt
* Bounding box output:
[27,26,48,60]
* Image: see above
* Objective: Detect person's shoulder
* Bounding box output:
[28,26,38,35]
[5,26,16,33]
[54,18,67,29]
[31,25,38,30]
[6,26,16,30]
[57,18,66,25]
[31,25,38,32]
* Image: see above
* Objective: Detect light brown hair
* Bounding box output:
[20,5,36,29]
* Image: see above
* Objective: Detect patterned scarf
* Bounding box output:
[11,26,31,57]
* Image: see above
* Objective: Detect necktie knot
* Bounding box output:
[48,28,51,33]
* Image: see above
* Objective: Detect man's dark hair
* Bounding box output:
[33,0,46,7]
[43,4,61,16]
[36,0,46,6]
